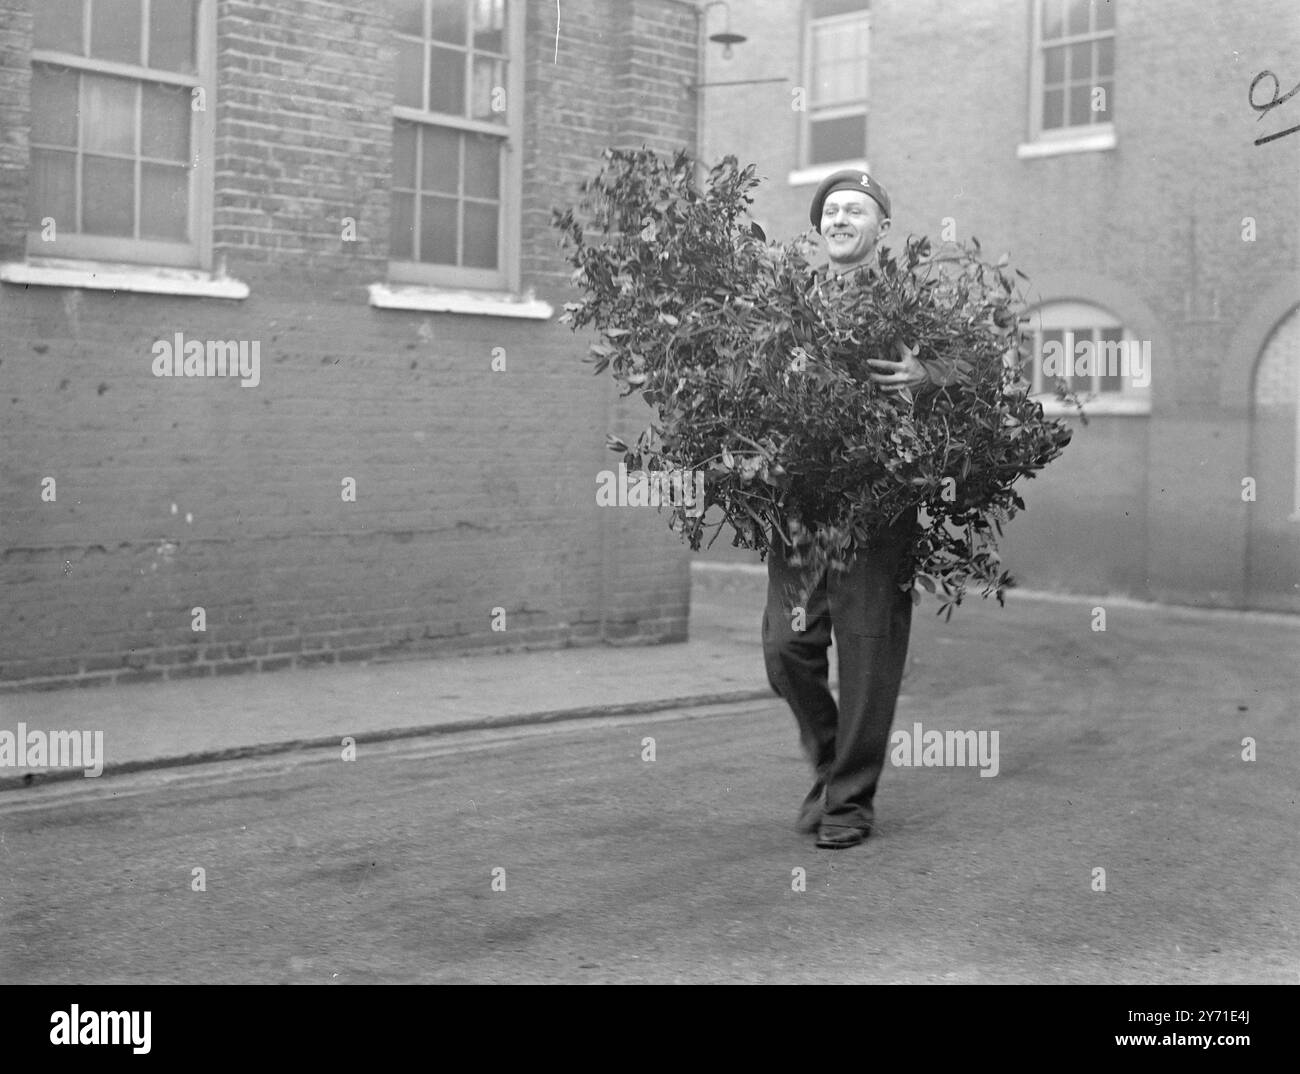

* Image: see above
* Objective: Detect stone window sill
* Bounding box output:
[0,258,249,299]
[368,282,553,319]
[787,159,870,187]
[1017,127,1116,159]
[1039,395,1150,416]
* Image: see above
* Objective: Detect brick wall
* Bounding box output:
[0,0,701,690]
[699,0,1300,610]
[213,0,393,286]
[0,2,28,260]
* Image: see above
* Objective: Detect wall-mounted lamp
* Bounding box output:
[701,1,746,59]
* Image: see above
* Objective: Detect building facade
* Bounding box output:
[698,0,1300,612]
[0,0,701,690]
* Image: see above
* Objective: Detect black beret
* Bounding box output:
[809,169,891,231]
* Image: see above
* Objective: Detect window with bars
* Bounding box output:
[389,0,520,290]
[803,0,870,168]
[26,0,210,268]
[1021,302,1149,409]
[1031,0,1115,137]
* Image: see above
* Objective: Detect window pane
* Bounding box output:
[462,201,497,268]
[1040,329,1065,389]
[813,27,841,68]
[1095,0,1115,30]
[472,0,505,53]
[1068,330,1093,391]
[809,113,865,164]
[31,67,79,147]
[421,126,458,193]
[1067,41,1092,82]
[471,55,505,122]
[1096,36,1114,77]
[429,45,466,114]
[395,39,425,108]
[463,133,499,195]
[82,75,136,155]
[29,149,76,230]
[148,0,197,73]
[1043,44,1066,84]
[430,0,468,44]
[812,23,867,105]
[420,194,457,263]
[391,0,424,36]
[1093,79,1112,119]
[1043,87,1064,129]
[817,61,865,105]
[82,155,135,235]
[141,162,188,240]
[391,191,415,259]
[1068,83,1092,126]
[1098,329,1124,393]
[393,122,417,188]
[1041,0,1064,40]
[90,0,142,64]
[1065,331,1087,392]
[813,0,869,16]
[141,83,190,161]
[34,0,84,53]
[1065,0,1090,35]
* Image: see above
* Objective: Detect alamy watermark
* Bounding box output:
[1040,337,1150,388]
[595,463,706,517]
[890,721,999,777]
[151,332,261,387]
[0,723,103,777]
[50,1005,150,1054]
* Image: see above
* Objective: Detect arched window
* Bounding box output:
[1252,305,1300,520]
[1021,301,1152,415]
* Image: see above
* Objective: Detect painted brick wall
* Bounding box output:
[699,0,1300,610]
[0,0,700,690]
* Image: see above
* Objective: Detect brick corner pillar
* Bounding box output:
[596,0,701,643]
[610,0,700,157]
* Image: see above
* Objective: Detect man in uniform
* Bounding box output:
[762,170,949,850]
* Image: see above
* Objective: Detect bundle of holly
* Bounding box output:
[552,148,1077,616]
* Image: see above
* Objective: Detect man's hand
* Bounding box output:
[866,340,930,392]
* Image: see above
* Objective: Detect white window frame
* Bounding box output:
[1252,308,1300,521]
[387,0,524,292]
[1022,301,1151,416]
[1023,0,1116,156]
[25,0,215,270]
[1292,376,1300,521]
[1292,395,1300,521]
[800,3,870,172]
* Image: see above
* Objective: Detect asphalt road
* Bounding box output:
[1,692,1295,984]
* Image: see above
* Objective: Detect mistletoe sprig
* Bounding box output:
[553,148,1079,617]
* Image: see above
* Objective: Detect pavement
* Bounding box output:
[1,561,1297,791]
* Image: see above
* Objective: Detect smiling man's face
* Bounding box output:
[820,190,890,272]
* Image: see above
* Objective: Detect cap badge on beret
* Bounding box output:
[810,168,891,230]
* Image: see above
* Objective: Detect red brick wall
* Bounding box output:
[0,0,700,690]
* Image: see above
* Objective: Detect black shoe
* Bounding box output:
[816,824,870,849]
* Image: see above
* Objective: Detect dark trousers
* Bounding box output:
[761,521,914,829]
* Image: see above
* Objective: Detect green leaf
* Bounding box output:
[550,146,1077,613]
